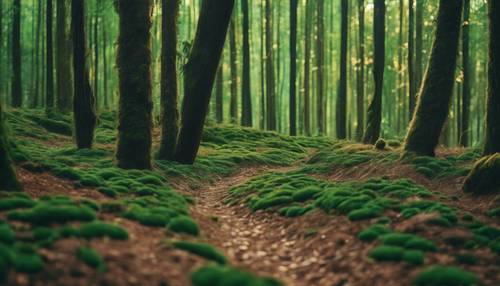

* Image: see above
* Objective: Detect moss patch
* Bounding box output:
[413,265,480,286]
[171,241,227,265]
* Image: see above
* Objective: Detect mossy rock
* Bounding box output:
[171,241,227,265]
[191,265,282,286]
[463,154,500,195]
[413,265,480,286]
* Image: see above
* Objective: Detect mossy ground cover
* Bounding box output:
[406,150,481,180]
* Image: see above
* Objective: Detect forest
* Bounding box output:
[0,0,499,285]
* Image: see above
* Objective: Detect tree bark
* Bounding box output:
[265,0,276,131]
[408,0,416,117]
[93,0,99,109]
[289,0,298,136]
[338,0,348,139]
[46,0,54,111]
[56,0,73,112]
[0,103,20,191]
[484,0,500,155]
[316,0,325,135]
[403,0,463,157]
[241,0,252,127]
[363,0,385,144]
[229,17,238,124]
[72,0,96,149]
[215,61,224,124]
[174,0,235,164]
[158,0,180,161]
[11,0,22,108]
[303,0,312,136]
[415,0,424,90]
[460,0,471,147]
[356,0,365,141]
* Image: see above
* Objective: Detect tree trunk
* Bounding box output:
[484,0,500,155]
[259,0,265,129]
[415,0,424,89]
[11,0,22,108]
[460,0,471,147]
[356,0,365,141]
[46,0,54,111]
[229,17,238,124]
[56,0,73,113]
[265,0,276,131]
[34,0,42,108]
[215,61,223,124]
[116,0,153,169]
[338,0,348,139]
[102,13,108,108]
[403,0,463,157]
[316,0,325,135]
[303,0,312,136]
[93,0,99,109]
[289,0,298,136]
[363,0,385,144]
[0,103,20,191]
[72,0,96,149]
[241,0,252,127]
[408,0,415,117]
[174,0,235,164]
[158,0,180,161]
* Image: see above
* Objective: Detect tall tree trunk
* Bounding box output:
[460,0,471,147]
[46,0,54,111]
[93,0,99,109]
[116,0,153,169]
[72,0,96,149]
[338,0,348,139]
[56,0,73,112]
[356,0,365,140]
[241,0,252,127]
[0,103,20,191]
[175,0,235,164]
[397,0,404,133]
[316,0,325,135]
[229,17,238,124]
[34,0,42,108]
[265,0,276,131]
[158,0,180,161]
[303,0,312,136]
[403,0,463,157]
[11,0,22,108]
[408,0,415,117]
[415,0,424,89]
[289,0,298,136]
[484,0,500,155]
[215,61,223,123]
[363,0,385,144]
[259,0,265,129]
[102,13,108,108]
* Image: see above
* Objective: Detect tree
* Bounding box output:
[72,0,96,149]
[484,0,500,155]
[93,0,99,108]
[174,0,235,164]
[46,0,54,111]
[303,0,312,136]
[460,0,471,147]
[56,0,72,112]
[316,0,325,135]
[158,0,180,161]
[229,17,238,124]
[265,0,276,131]
[363,0,385,144]
[408,0,416,116]
[403,0,463,157]
[337,0,348,139]
[356,0,365,140]
[115,0,154,169]
[241,0,252,127]
[215,62,224,124]
[289,0,298,136]
[0,103,20,191]
[12,0,22,108]
[415,0,424,89]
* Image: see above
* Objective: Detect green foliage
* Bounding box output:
[77,247,106,272]
[408,150,480,180]
[357,224,391,242]
[0,224,15,244]
[8,204,96,225]
[171,241,227,265]
[78,221,129,240]
[0,197,35,211]
[167,216,200,236]
[413,266,480,286]
[403,250,425,266]
[191,265,282,286]
[369,246,404,261]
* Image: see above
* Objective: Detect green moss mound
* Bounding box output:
[171,241,227,265]
[78,221,129,240]
[167,216,199,236]
[7,204,96,225]
[77,247,106,272]
[191,265,282,286]
[357,224,391,242]
[413,265,480,286]
[369,246,404,261]
[463,154,500,194]
[0,197,36,211]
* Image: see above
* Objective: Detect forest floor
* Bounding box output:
[1,109,499,286]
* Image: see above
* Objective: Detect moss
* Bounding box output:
[369,246,405,262]
[280,206,312,217]
[413,266,480,286]
[489,239,500,254]
[101,202,125,213]
[0,224,15,244]
[403,250,425,266]
[380,233,417,247]
[191,265,282,286]
[79,221,129,240]
[463,154,500,194]
[8,204,96,225]
[171,241,227,265]
[347,207,382,221]
[291,187,321,202]
[473,226,500,240]
[32,227,59,247]
[454,253,477,265]
[374,139,387,150]
[487,207,500,218]
[13,253,44,273]
[250,196,293,211]
[0,197,36,211]
[358,224,391,242]
[98,187,118,198]
[77,247,106,271]
[79,174,104,187]
[168,216,199,236]
[405,238,438,252]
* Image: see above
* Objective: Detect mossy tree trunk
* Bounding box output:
[46,0,54,111]
[241,0,252,127]
[0,103,21,191]
[72,0,96,149]
[11,0,22,108]
[363,0,385,144]
[158,0,180,161]
[115,0,154,170]
[174,0,235,164]
[403,0,463,157]
[56,0,73,113]
[460,0,471,147]
[484,0,500,155]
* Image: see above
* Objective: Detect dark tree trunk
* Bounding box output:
[484,0,500,155]
[241,0,252,127]
[72,0,96,149]
[265,0,276,131]
[338,0,348,139]
[11,0,22,108]
[0,103,20,191]
[460,0,471,147]
[363,0,385,144]
[408,0,415,116]
[116,0,153,169]
[46,0,54,111]
[102,14,108,108]
[403,0,463,157]
[356,0,365,141]
[174,0,235,164]
[229,17,238,124]
[34,0,42,108]
[93,0,99,109]
[415,0,424,89]
[56,0,73,112]
[289,0,298,136]
[215,61,224,124]
[158,0,180,161]
[316,0,325,135]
